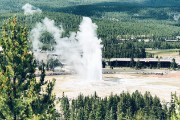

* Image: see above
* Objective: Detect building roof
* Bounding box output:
[165,40,179,42]
[176,36,180,39]
[107,58,172,62]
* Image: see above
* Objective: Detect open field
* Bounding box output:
[43,68,180,102]
[146,49,180,65]
[146,49,180,58]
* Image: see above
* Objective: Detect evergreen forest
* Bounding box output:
[0,0,180,119]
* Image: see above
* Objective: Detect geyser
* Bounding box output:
[30,17,102,81]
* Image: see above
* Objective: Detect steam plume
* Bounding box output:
[30,17,102,81]
[22,3,42,15]
[173,14,180,22]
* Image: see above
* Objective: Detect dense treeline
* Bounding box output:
[56,2,179,20]
[2,12,177,39]
[61,91,176,120]
[144,0,180,6]
[39,2,180,39]
[0,0,180,13]
[1,12,178,59]
[103,41,146,58]
[103,40,180,58]
[1,16,180,119]
[144,41,180,50]
[1,12,82,35]
[0,1,180,38]
[0,0,179,60]
[0,17,59,119]
[0,0,79,13]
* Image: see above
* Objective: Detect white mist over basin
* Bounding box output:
[31,17,102,81]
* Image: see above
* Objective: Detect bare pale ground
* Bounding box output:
[44,68,180,102]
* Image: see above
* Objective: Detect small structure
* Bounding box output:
[165,36,180,42]
[53,67,64,72]
[176,36,180,40]
[106,58,172,68]
[165,39,179,42]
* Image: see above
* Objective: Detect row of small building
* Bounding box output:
[103,58,179,68]
[117,36,180,42]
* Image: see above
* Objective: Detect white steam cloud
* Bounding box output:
[173,14,180,22]
[30,17,102,81]
[22,3,42,15]
[30,17,63,53]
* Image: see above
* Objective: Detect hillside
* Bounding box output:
[0,0,180,58]
[0,0,180,12]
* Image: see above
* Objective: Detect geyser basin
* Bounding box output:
[44,70,180,102]
[31,17,102,81]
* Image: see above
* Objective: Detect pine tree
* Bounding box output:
[70,99,76,120]
[109,107,115,120]
[104,109,110,120]
[96,102,104,120]
[117,101,124,120]
[88,111,95,120]
[130,57,135,68]
[61,96,70,120]
[135,60,141,69]
[117,113,123,120]
[157,60,161,69]
[135,109,144,120]
[170,93,180,120]
[77,108,84,120]
[0,17,57,119]
[125,108,132,120]
[171,58,177,70]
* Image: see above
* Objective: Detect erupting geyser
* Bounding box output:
[30,17,102,81]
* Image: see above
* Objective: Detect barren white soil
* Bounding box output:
[44,68,180,102]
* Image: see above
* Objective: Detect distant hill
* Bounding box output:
[0,0,74,13]
[143,0,180,6]
[0,0,179,13]
[72,0,180,6]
